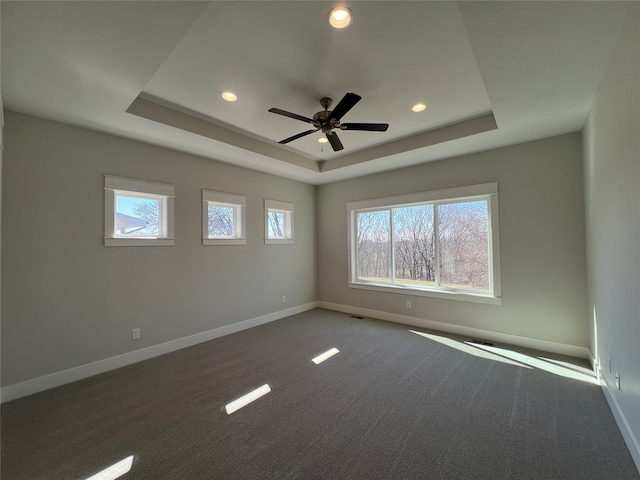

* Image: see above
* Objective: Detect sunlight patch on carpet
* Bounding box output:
[85,455,133,480]
[312,348,340,364]
[225,384,271,414]
[411,330,531,369]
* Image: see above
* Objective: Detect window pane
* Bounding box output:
[268,211,286,238]
[116,195,160,236]
[208,204,235,238]
[438,201,489,291]
[356,210,391,283]
[393,205,435,288]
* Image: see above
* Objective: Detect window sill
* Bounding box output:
[348,282,502,305]
[265,239,294,245]
[203,238,246,246]
[104,238,175,247]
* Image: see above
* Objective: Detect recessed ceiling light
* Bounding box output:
[328,7,353,29]
[221,91,238,102]
[318,137,329,143]
[412,103,427,112]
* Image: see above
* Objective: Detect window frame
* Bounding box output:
[264,199,294,245]
[104,175,175,247]
[202,190,246,246]
[347,183,501,305]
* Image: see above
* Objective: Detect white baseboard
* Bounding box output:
[317,301,591,359]
[599,368,640,473]
[1,302,593,403]
[589,352,598,372]
[1,302,319,403]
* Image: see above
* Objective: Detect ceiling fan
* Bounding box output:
[268,93,389,152]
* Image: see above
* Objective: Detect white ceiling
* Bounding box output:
[1,1,631,185]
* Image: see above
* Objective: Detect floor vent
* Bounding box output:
[470,339,494,346]
[350,315,364,319]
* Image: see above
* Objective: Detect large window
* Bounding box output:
[348,183,501,304]
[104,175,174,247]
[202,190,246,245]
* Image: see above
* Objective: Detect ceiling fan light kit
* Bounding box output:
[268,92,389,152]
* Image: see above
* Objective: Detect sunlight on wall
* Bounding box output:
[85,455,133,480]
[593,305,599,373]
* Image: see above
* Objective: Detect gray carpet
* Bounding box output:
[2,308,638,479]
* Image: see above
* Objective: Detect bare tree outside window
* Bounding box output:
[393,205,435,287]
[355,199,490,292]
[438,201,488,290]
[208,205,235,237]
[357,210,391,282]
[130,200,160,235]
[268,210,285,238]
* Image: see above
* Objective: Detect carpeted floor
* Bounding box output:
[2,308,638,479]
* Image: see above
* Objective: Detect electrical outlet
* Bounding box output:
[406,300,411,309]
[615,373,621,390]
[132,328,140,340]
[282,296,286,303]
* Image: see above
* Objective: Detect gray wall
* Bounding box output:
[317,133,588,348]
[1,111,316,386]
[583,4,640,460]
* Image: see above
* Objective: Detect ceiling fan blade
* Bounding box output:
[329,93,361,122]
[341,123,389,132]
[278,129,318,144]
[268,108,317,125]
[326,132,344,152]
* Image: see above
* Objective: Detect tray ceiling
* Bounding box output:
[1,1,631,184]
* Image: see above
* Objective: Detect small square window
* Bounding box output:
[265,199,294,244]
[104,175,175,247]
[202,190,246,245]
[116,193,164,237]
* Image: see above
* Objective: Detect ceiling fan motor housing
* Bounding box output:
[315,98,339,133]
[313,110,332,123]
[314,111,337,133]
[268,92,388,151]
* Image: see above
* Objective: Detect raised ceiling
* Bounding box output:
[1,1,631,184]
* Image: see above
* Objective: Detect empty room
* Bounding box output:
[1,1,639,479]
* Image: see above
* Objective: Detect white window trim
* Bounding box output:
[347,182,501,305]
[104,175,175,247]
[264,199,294,245]
[202,190,246,246]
